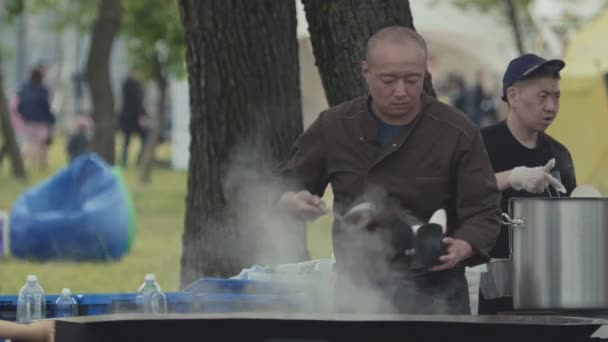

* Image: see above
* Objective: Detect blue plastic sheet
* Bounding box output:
[9,153,129,260]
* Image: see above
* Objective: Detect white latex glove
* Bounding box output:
[508,158,567,194]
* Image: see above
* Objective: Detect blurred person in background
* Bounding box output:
[17,64,56,170]
[478,53,577,314]
[66,114,94,162]
[444,73,468,113]
[119,69,149,167]
[9,94,27,153]
[469,69,500,127]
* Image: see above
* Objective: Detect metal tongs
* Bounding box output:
[544,160,566,198]
[547,184,562,198]
[333,202,375,227]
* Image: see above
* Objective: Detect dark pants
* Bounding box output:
[478,291,514,314]
[121,128,148,167]
[334,269,471,314]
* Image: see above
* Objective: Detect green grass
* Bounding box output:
[0,135,334,295]
[0,136,186,294]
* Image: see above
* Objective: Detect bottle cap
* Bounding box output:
[61,288,72,296]
[144,273,156,281]
[26,275,38,282]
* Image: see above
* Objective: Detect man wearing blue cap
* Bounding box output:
[478,53,577,314]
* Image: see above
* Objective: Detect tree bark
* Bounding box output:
[0,56,27,180]
[178,0,305,286]
[86,0,122,164]
[302,0,436,107]
[139,53,167,184]
[505,0,526,54]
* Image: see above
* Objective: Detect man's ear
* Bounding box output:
[506,86,518,106]
[428,209,447,234]
[362,60,370,79]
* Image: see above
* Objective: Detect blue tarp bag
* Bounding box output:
[9,153,129,261]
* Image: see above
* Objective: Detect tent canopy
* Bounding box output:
[547,10,608,195]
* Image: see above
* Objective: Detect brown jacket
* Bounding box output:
[278,95,500,269]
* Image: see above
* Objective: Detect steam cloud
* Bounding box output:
[179,137,471,316]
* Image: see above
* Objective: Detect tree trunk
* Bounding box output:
[505,0,526,54]
[0,56,27,180]
[86,0,122,164]
[302,0,436,107]
[139,53,166,184]
[178,0,305,286]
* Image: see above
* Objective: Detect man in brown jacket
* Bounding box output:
[278,26,500,314]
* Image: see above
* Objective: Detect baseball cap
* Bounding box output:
[502,53,565,102]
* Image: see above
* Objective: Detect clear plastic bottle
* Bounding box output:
[135,274,167,314]
[55,288,78,317]
[16,275,46,323]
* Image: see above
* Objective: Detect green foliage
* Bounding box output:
[0,0,185,82]
[1,0,25,23]
[559,0,608,32]
[446,0,608,40]
[0,0,24,59]
[121,0,186,82]
[427,0,534,35]
[0,0,95,58]
[27,0,97,33]
[447,0,534,13]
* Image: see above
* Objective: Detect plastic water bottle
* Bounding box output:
[136,274,167,314]
[55,288,78,317]
[16,275,46,323]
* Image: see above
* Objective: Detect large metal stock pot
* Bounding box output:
[504,197,608,310]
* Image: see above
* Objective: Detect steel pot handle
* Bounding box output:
[500,213,526,229]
